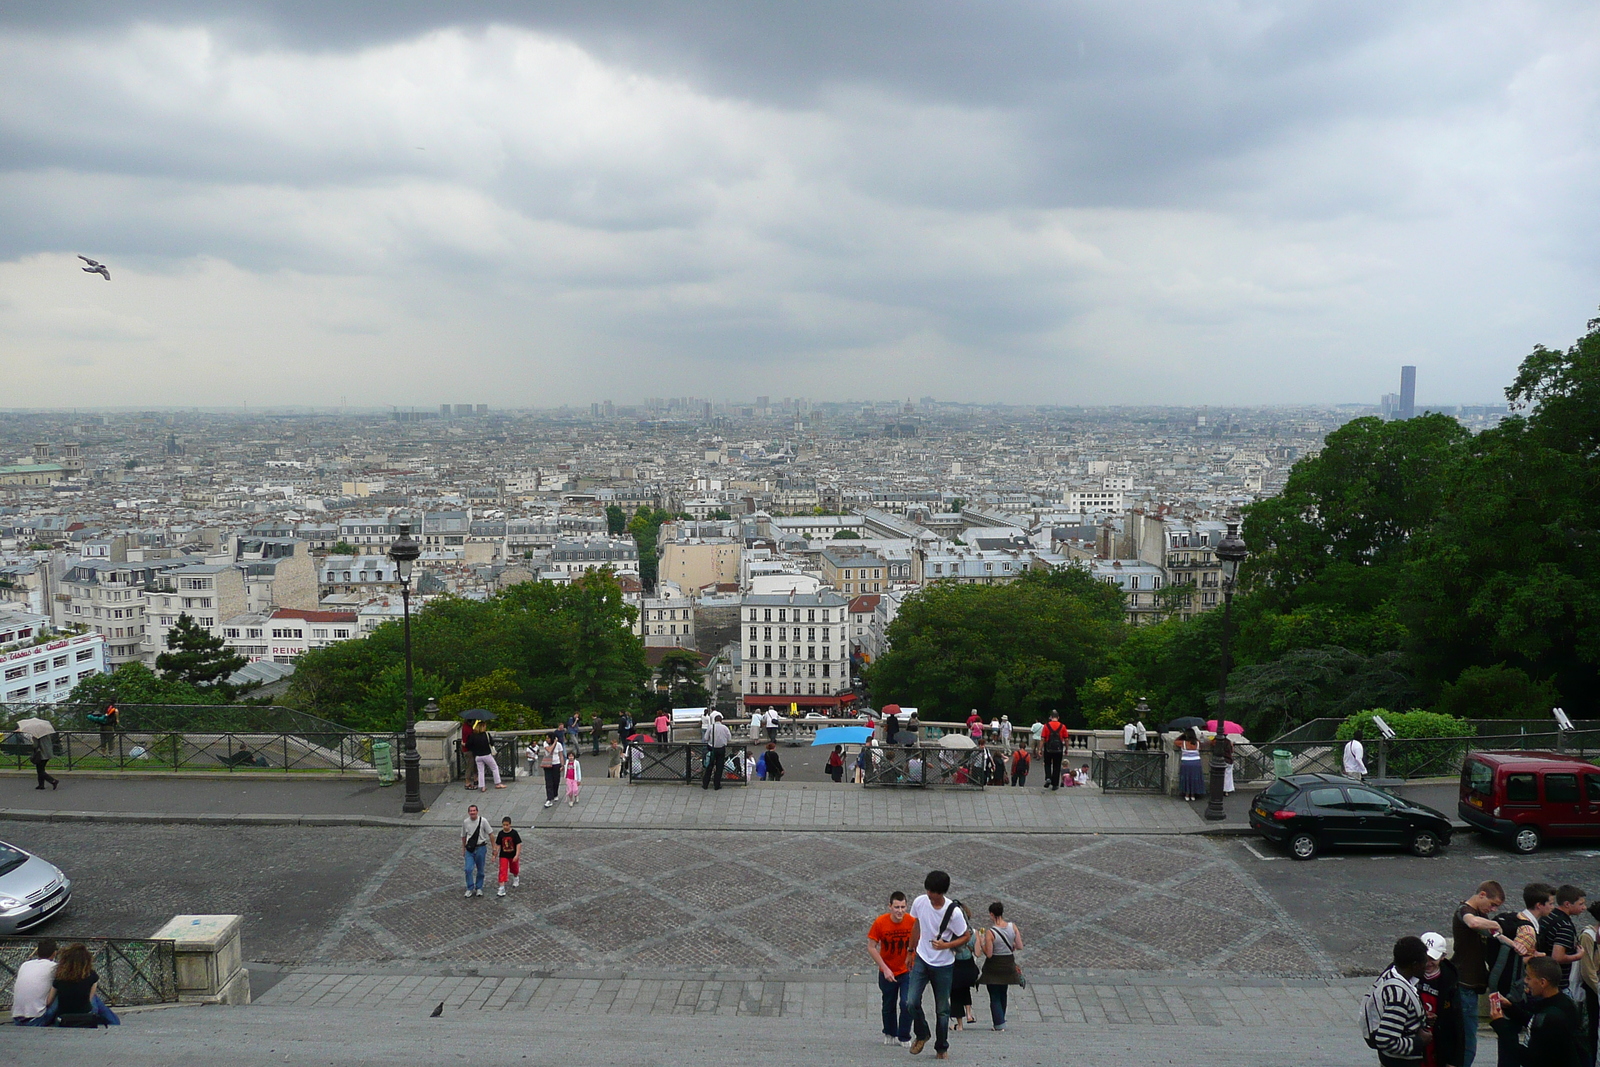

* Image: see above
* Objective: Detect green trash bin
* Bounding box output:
[373,740,396,785]
[1272,749,1293,778]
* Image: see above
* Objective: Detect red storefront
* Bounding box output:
[742,692,857,713]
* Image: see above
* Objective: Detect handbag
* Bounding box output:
[977,925,1024,987]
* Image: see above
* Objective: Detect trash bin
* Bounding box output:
[373,740,395,785]
[1272,750,1293,778]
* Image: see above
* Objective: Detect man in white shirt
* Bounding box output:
[1343,736,1367,781]
[764,707,781,744]
[701,714,733,791]
[11,938,57,1025]
[1123,721,1137,750]
[461,804,492,898]
[901,870,970,1058]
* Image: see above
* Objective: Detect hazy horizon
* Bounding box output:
[2,2,1597,409]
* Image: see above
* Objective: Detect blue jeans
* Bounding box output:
[878,971,910,1039]
[903,956,954,1052]
[17,994,118,1026]
[988,983,1008,1028]
[463,845,487,890]
[1458,988,1479,1067]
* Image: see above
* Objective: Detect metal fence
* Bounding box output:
[1093,750,1169,793]
[0,728,401,773]
[1234,729,1600,784]
[862,745,995,789]
[625,742,752,786]
[0,936,178,1007]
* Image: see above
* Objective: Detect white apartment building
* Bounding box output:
[739,590,853,713]
[1066,489,1124,513]
[637,583,696,648]
[319,555,406,597]
[547,536,640,577]
[918,548,1061,585]
[222,608,358,663]
[143,562,246,660]
[0,607,106,704]
[58,558,193,667]
[1085,558,1169,626]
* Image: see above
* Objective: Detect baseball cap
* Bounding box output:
[1420,932,1447,960]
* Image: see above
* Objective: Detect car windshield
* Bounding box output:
[1465,760,1493,797]
[0,843,27,877]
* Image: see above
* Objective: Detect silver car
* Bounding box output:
[0,839,71,933]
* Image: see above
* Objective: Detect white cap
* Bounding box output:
[1421,932,1447,960]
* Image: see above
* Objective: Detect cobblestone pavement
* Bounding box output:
[318,827,1338,976]
[425,776,1210,833]
[0,819,407,963]
[6,998,1374,1067]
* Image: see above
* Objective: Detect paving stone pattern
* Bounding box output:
[315,827,1338,977]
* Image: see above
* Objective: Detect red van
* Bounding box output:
[1458,751,1600,854]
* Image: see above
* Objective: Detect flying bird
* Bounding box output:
[429,1002,443,1018]
[78,255,110,281]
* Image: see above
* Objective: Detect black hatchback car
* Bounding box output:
[1249,774,1453,860]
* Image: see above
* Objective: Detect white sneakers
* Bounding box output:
[512,875,519,887]
[464,889,473,898]
[497,885,506,897]
[543,800,554,808]
[474,888,483,897]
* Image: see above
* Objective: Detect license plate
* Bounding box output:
[1254,807,1267,818]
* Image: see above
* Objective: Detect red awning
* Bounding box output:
[742,693,855,708]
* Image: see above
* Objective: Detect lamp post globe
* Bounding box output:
[388,524,424,814]
[1205,521,1248,822]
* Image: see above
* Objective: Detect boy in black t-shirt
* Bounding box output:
[495,817,522,898]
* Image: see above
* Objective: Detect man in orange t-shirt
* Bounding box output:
[869,891,915,1046]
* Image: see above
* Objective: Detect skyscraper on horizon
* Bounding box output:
[1399,365,1416,420]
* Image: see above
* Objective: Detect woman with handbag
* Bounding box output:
[977,901,1023,1031]
[950,902,981,1030]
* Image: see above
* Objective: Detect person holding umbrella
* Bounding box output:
[15,718,59,790]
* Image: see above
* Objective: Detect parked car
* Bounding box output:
[0,839,71,933]
[1458,751,1600,854]
[1249,773,1453,860]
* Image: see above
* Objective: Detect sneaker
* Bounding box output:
[543,800,554,808]
[512,876,519,888]
[464,889,473,898]
[909,1038,926,1055]
[883,1035,896,1045]
[497,885,506,897]
[474,888,483,897]
[899,1040,912,1048]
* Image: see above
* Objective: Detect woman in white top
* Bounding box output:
[977,902,1023,1031]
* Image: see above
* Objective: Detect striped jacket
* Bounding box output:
[1366,966,1426,1059]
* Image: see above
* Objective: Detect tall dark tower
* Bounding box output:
[1399,365,1416,420]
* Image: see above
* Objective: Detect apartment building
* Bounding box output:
[548,536,639,577]
[58,558,192,667]
[637,583,696,648]
[222,607,358,663]
[739,589,853,712]
[0,607,106,704]
[1085,558,1169,625]
[319,555,406,597]
[820,548,888,596]
[1123,510,1229,619]
[144,562,247,658]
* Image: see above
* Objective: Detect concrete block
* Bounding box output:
[150,913,252,1005]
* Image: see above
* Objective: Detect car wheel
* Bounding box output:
[1288,831,1319,860]
[1409,830,1441,858]
[1512,825,1542,854]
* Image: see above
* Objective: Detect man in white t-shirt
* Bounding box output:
[764,707,781,744]
[1123,721,1137,749]
[1343,736,1367,780]
[11,938,57,1025]
[901,869,970,1057]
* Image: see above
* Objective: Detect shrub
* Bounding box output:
[1336,708,1474,778]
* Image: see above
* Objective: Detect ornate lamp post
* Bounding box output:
[1205,521,1248,822]
[388,523,424,814]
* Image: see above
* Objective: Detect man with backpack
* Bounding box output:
[902,870,970,1059]
[1363,935,1434,1066]
[1039,712,1069,790]
[1489,956,1587,1066]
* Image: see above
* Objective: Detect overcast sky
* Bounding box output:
[2,1,1597,409]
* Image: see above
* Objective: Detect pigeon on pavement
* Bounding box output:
[430,1002,444,1018]
[78,255,110,280]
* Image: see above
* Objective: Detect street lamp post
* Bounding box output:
[388,523,424,814]
[1205,521,1249,822]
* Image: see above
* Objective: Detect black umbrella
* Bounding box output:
[457,709,495,722]
[1163,716,1206,732]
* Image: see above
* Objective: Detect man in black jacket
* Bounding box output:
[1490,957,1586,1067]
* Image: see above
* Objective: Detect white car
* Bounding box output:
[0,839,71,933]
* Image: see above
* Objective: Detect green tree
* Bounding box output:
[329,541,359,555]
[155,613,246,692]
[67,661,225,707]
[832,530,861,539]
[605,504,626,536]
[711,509,732,521]
[1432,664,1560,721]
[654,648,710,707]
[564,569,650,715]
[1219,646,1419,738]
[627,506,672,590]
[440,667,542,730]
[865,566,1124,724]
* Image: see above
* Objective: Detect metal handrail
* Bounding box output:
[1,728,401,773]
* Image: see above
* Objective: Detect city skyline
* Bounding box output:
[2,3,1597,409]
